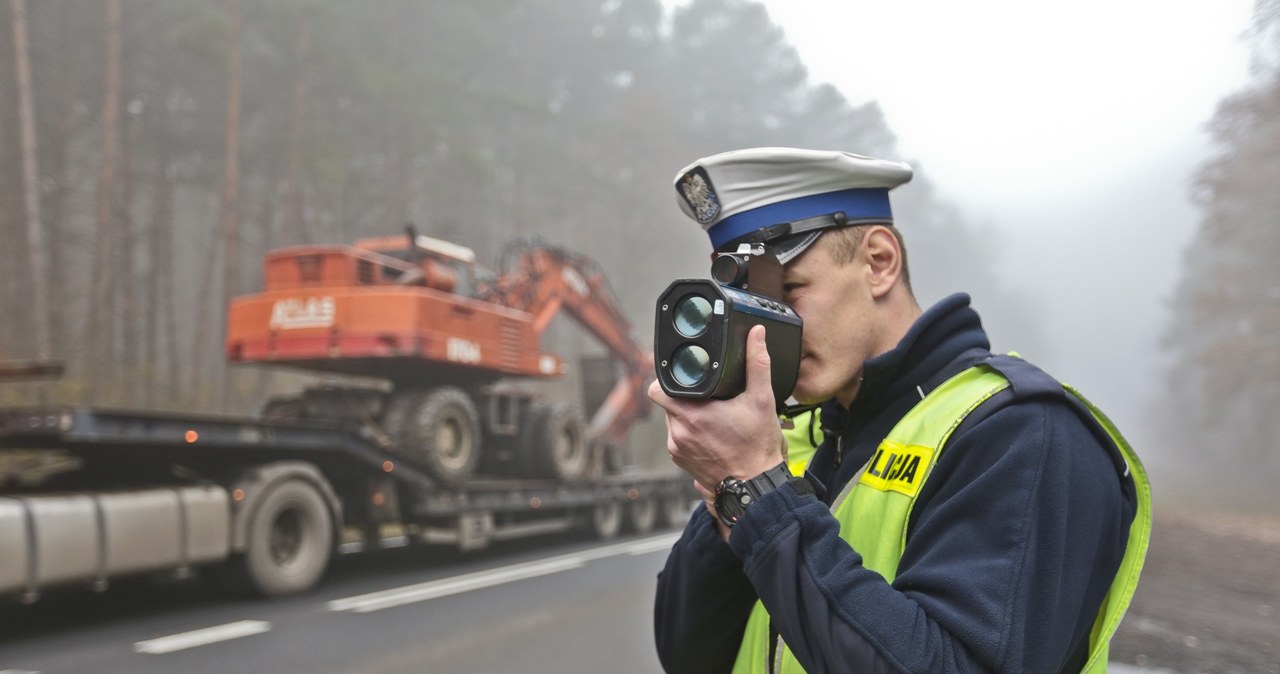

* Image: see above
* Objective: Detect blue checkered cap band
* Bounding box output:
[674,147,913,260]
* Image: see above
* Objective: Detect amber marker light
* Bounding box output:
[232,488,246,502]
[627,488,640,500]
[382,460,395,473]
[530,496,542,509]
[184,430,199,443]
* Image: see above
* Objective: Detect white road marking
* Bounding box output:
[328,532,680,614]
[557,532,680,563]
[619,532,681,556]
[133,620,271,655]
[328,556,585,613]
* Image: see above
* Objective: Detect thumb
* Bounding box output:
[746,324,774,402]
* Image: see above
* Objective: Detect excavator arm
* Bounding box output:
[485,239,652,443]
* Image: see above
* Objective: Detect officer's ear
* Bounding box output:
[862,225,903,299]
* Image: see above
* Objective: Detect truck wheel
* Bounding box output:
[394,387,482,485]
[590,499,623,540]
[625,494,658,534]
[242,479,333,597]
[524,402,588,480]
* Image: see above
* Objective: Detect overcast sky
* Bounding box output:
[754,0,1258,446]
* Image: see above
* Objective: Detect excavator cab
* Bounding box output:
[353,233,478,297]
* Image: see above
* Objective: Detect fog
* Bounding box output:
[760,0,1260,485]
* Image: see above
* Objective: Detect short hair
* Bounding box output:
[821,225,913,293]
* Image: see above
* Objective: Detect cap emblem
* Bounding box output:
[678,167,720,224]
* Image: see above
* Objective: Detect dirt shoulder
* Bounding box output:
[1110,510,1280,674]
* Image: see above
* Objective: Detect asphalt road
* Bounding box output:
[0,530,681,674]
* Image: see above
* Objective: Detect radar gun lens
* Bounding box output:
[673,295,713,338]
[671,344,712,387]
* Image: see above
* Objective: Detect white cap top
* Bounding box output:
[674,147,913,263]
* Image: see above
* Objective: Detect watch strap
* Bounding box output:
[743,461,792,500]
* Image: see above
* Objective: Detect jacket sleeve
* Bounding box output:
[654,502,761,674]
[727,401,1132,673]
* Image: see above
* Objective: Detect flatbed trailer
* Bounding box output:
[0,406,693,603]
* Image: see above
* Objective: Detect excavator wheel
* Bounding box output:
[385,387,482,485]
[521,402,588,481]
[600,440,632,475]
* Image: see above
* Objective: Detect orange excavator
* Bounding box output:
[225,228,652,485]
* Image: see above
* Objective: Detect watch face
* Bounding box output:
[714,478,749,527]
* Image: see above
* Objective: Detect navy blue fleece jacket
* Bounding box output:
[653,294,1137,673]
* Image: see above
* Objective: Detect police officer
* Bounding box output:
[649,147,1151,673]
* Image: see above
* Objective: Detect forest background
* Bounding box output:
[2,0,1277,512]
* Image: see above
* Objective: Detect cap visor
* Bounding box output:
[772,231,822,265]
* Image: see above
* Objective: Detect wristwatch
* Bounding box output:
[714,462,792,528]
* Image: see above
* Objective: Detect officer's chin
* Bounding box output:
[789,381,823,407]
[788,360,820,403]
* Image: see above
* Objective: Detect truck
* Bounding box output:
[0,232,691,603]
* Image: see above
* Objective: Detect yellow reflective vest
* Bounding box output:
[732,363,1152,673]
[781,408,823,477]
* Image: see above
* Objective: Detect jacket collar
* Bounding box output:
[820,293,991,438]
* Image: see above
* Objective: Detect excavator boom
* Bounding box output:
[481,239,652,442]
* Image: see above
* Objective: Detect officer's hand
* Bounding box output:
[648,324,785,493]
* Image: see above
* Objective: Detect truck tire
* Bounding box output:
[625,494,658,534]
[241,479,333,597]
[396,387,482,485]
[523,402,588,480]
[590,499,623,540]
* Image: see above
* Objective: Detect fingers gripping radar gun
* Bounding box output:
[654,243,802,407]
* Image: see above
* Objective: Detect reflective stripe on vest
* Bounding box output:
[782,408,823,477]
[731,364,1152,674]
